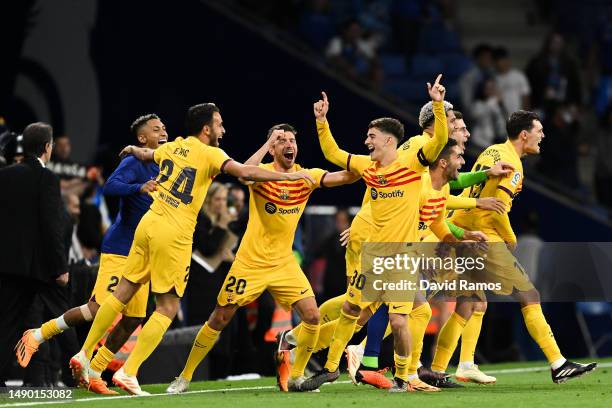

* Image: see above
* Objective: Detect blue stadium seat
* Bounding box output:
[410,54,443,80]
[418,23,461,54]
[575,302,612,358]
[384,78,425,102]
[379,53,407,77]
[441,53,473,79]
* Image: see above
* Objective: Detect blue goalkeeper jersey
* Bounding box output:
[101,155,159,256]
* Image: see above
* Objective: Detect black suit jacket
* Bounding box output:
[0,156,68,282]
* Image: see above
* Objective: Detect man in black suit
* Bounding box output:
[0,122,69,385]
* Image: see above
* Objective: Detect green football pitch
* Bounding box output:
[1,359,610,408]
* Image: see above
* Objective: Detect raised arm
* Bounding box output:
[223,160,316,184]
[314,91,354,170]
[449,161,515,190]
[420,75,448,166]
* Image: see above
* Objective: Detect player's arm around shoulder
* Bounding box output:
[318,169,361,188]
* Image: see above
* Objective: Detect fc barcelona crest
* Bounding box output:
[377,175,388,185]
[279,189,290,201]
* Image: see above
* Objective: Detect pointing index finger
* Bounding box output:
[321,91,328,103]
[434,74,442,86]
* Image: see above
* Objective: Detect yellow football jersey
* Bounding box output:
[348,153,427,243]
[235,163,327,268]
[151,136,231,233]
[352,134,428,226]
[449,139,523,243]
[417,172,450,240]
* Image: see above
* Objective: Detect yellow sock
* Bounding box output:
[521,304,563,364]
[90,346,115,375]
[123,312,172,376]
[181,322,221,381]
[319,295,346,323]
[460,311,484,363]
[394,352,410,381]
[291,321,319,378]
[431,312,466,372]
[41,320,62,340]
[82,295,125,359]
[408,303,432,375]
[324,310,358,372]
[359,322,391,348]
[314,319,337,352]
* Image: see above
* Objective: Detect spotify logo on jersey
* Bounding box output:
[265,202,277,214]
[371,188,378,200]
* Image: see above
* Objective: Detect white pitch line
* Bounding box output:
[1,363,609,408]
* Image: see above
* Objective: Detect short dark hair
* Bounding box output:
[267,123,297,139]
[130,113,160,141]
[22,122,53,157]
[472,43,493,59]
[506,110,540,140]
[185,103,220,136]
[431,138,458,169]
[493,46,509,61]
[453,110,463,120]
[368,117,404,142]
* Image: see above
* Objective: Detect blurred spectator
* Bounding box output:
[227,183,249,237]
[390,0,441,61]
[591,8,612,114]
[326,18,382,87]
[494,47,531,115]
[595,106,612,208]
[313,208,351,301]
[47,135,88,197]
[185,182,237,326]
[525,32,582,111]
[299,0,336,50]
[515,211,543,284]
[470,78,507,149]
[538,102,579,188]
[63,193,87,265]
[459,44,494,114]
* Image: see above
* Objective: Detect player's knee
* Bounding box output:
[388,314,406,333]
[120,316,143,333]
[473,301,488,313]
[301,308,320,325]
[342,301,361,317]
[208,305,236,330]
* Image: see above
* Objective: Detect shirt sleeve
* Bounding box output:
[205,146,232,178]
[308,168,328,189]
[153,142,172,164]
[490,170,521,244]
[402,101,447,171]
[429,207,453,241]
[446,195,477,210]
[316,120,371,174]
[449,171,488,190]
[103,157,143,197]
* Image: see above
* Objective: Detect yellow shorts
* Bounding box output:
[217,255,314,309]
[345,242,415,315]
[90,253,149,317]
[123,211,192,297]
[477,244,534,295]
[345,215,374,277]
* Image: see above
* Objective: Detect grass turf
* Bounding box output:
[1,359,610,408]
